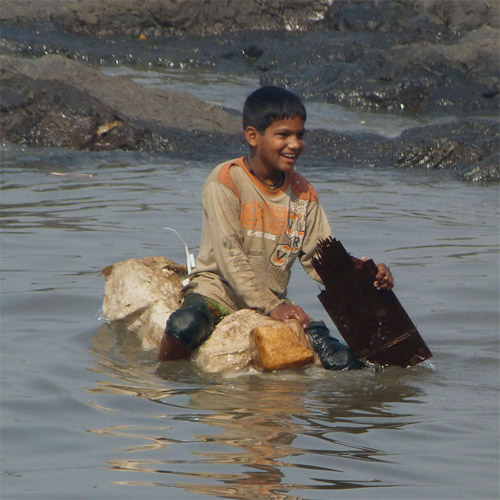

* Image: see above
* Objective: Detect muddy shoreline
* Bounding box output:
[1,0,498,181]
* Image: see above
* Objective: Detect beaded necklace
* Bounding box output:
[246,158,285,190]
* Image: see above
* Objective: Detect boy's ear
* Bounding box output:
[244,126,260,147]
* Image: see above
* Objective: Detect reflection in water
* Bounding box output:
[89,322,426,499]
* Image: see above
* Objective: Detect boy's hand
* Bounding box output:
[270,303,309,328]
[374,263,394,290]
[360,257,394,290]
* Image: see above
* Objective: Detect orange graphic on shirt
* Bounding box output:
[271,244,293,266]
[240,202,288,235]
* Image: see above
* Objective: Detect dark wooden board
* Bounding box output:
[312,237,432,367]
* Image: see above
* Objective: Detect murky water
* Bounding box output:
[1,72,499,500]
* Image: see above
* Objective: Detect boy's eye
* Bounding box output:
[276,131,305,138]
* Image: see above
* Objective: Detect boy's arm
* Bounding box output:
[202,181,284,314]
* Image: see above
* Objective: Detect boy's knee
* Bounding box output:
[159,294,226,361]
[159,301,213,361]
[166,303,211,348]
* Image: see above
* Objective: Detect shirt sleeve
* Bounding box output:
[202,180,284,314]
[299,201,332,283]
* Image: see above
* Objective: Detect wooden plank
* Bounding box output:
[312,237,432,367]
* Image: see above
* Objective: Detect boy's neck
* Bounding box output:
[245,156,285,190]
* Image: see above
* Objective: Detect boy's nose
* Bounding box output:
[288,136,303,150]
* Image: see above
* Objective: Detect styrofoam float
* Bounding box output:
[101,257,318,374]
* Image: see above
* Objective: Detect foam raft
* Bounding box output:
[101,256,319,374]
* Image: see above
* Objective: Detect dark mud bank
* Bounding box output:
[0,54,242,154]
[2,0,498,38]
[1,0,498,181]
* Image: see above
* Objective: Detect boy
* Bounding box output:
[158,86,394,368]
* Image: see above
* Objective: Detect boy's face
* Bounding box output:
[245,117,306,177]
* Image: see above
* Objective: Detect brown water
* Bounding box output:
[1,89,499,499]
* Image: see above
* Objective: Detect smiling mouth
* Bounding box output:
[282,153,297,160]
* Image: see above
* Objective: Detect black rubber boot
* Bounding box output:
[306,321,366,370]
[165,295,214,349]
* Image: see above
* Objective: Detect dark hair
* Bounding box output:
[243,86,306,133]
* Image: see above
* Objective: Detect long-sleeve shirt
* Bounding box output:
[186,156,332,314]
